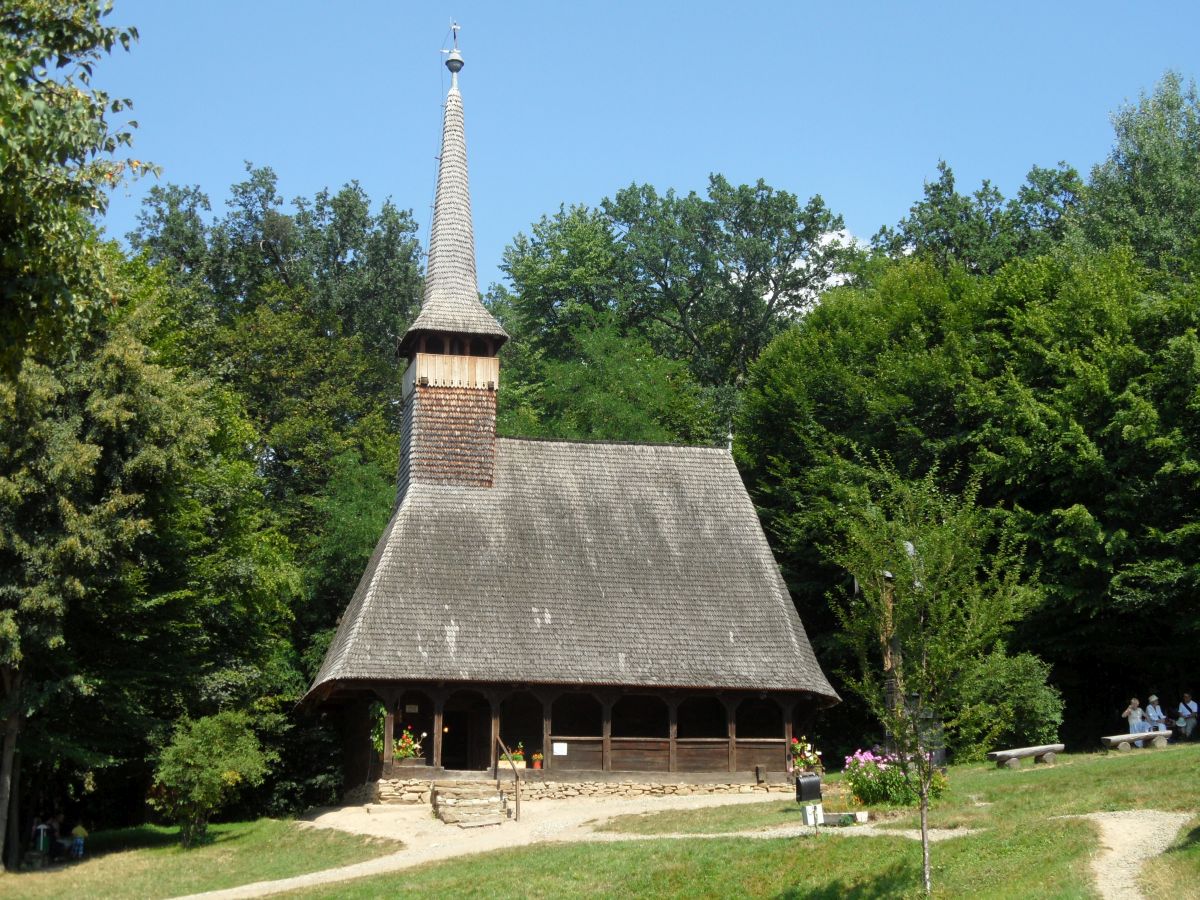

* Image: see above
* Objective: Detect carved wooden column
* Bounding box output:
[725,696,738,773]
[382,709,395,765]
[780,696,796,771]
[540,690,555,773]
[668,697,679,773]
[432,690,445,769]
[602,694,614,772]
[489,692,501,770]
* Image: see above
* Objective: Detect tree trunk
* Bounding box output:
[0,669,23,873]
[4,748,19,871]
[920,782,932,895]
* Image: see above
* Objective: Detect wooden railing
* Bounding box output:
[494,736,522,822]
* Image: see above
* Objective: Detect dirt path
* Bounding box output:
[1077,810,1191,900]
[172,794,976,900]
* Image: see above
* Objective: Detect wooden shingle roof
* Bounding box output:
[399,72,507,355]
[308,438,837,702]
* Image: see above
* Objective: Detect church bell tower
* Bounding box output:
[396,35,508,498]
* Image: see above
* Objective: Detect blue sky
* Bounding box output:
[96,1,1199,291]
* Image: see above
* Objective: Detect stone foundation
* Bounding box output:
[351,777,796,805]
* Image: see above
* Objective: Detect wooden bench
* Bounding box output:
[986,743,1065,769]
[1101,730,1170,751]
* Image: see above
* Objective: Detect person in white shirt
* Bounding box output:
[1123,698,1148,747]
[1179,693,1198,739]
[1145,695,1168,732]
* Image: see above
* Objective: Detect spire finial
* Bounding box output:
[445,20,464,86]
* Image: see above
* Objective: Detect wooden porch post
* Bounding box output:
[668,697,679,773]
[540,691,554,773]
[780,697,795,771]
[725,697,738,773]
[382,709,395,764]
[602,695,613,772]
[432,690,445,769]
[489,692,501,770]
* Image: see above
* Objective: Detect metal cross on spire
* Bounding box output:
[443,20,464,84]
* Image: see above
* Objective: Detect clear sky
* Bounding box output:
[95,1,1200,291]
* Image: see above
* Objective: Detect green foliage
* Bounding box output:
[947,650,1063,761]
[497,322,719,444]
[1077,71,1200,275]
[843,749,947,806]
[149,711,275,847]
[739,248,1200,743]
[0,0,153,371]
[873,161,1082,274]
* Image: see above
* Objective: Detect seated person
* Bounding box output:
[1180,693,1198,739]
[1146,695,1168,732]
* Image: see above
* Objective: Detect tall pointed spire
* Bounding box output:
[400,30,507,357]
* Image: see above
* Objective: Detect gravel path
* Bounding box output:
[170,793,974,900]
[1076,810,1191,900]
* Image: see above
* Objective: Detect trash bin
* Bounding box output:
[795,771,822,803]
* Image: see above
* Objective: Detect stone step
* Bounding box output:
[457,815,504,828]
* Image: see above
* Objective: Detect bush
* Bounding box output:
[843,749,947,806]
[947,650,1064,761]
[150,710,277,846]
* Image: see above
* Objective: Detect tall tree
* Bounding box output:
[0,0,151,373]
[1076,71,1200,275]
[607,174,847,390]
[873,161,1083,275]
[0,253,295,863]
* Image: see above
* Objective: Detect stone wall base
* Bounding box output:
[350,777,795,805]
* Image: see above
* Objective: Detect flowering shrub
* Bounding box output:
[395,726,427,760]
[531,751,544,763]
[843,749,947,806]
[510,741,525,761]
[790,736,823,769]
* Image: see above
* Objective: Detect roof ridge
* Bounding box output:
[498,435,729,451]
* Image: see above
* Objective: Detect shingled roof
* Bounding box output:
[308,438,837,703]
[399,57,508,355]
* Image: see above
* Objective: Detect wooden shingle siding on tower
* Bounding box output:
[310,438,836,698]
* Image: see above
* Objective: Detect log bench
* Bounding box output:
[1101,731,1170,751]
[986,743,1065,769]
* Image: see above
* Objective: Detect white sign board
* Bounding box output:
[552,741,568,756]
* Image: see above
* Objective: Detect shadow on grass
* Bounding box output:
[1164,822,1200,853]
[81,819,255,859]
[775,862,914,899]
[85,825,180,857]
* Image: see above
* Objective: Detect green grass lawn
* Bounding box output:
[288,744,1200,899]
[8,746,1196,899]
[0,818,402,900]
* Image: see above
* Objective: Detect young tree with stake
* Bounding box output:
[829,466,1041,895]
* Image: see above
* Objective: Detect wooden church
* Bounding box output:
[305,43,836,783]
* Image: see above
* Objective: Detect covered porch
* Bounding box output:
[355,682,817,776]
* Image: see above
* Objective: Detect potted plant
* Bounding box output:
[395,726,428,766]
[531,751,544,770]
[507,741,526,769]
[790,735,823,773]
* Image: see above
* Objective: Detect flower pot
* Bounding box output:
[397,757,428,767]
[532,760,542,769]
[510,759,526,769]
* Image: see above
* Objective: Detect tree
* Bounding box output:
[607,174,847,392]
[830,466,1040,895]
[873,161,1083,275]
[0,253,296,864]
[1076,71,1200,275]
[0,0,151,372]
[149,710,275,847]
